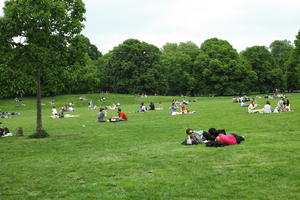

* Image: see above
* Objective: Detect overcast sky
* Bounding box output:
[1,0,299,53]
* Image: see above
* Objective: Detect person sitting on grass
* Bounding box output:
[170,102,180,115]
[283,99,291,112]
[149,102,155,110]
[138,103,147,112]
[97,108,109,122]
[247,100,260,113]
[51,107,58,118]
[180,104,188,114]
[110,108,128,122]
[262,101,272,113]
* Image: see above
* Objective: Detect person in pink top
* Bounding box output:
[216,134,238,145]
[203,128,245,147]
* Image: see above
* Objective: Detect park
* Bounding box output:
[1,0,300,199]
[1,93,300,199]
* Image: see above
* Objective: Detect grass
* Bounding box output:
[0,93,300,200]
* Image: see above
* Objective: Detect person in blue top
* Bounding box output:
[97,108,108,122]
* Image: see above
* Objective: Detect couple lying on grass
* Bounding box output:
[182,128,245,147]
[97,108,128,122]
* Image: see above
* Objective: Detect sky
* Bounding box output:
[0,0,300,54]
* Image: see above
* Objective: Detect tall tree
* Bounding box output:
[160,42,197,96]
[269,40,294,70]
[269,40,294,88]
[194,38,255,95]
[286,30,300,91]
[0,0,86,137]
[100,39,167,95]
[241,46,283,93]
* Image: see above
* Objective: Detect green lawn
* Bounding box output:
[1,93,300,200]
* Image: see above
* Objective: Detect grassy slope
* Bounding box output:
[0,94,299,200]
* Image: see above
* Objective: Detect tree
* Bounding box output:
[0,0,86,137]
[100,39,167,95]
[286,30,300,91]
[241,46,283,93]
[160,42,197,95]
[269,40,294,88]
[269,40,294,70]
[194,38,254,95]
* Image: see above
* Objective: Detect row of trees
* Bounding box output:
[1,14,299,97]
[2,34,300,98]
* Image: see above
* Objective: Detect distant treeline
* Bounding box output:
[1,30,300,98]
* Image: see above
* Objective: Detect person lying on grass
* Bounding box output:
[0,127,13,137]
[181,128,208,145]
[182,128,245,147]
[203,129,245,147]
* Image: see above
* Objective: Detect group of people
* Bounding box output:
[170,100,196,115]
[97,108,128,122]
[247,97,291,114]
[0,111,20,118]
[51,104,78,119]
[232,96,251,103]
[137,102,163,112]
[182,128,245,147]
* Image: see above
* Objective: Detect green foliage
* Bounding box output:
[286,30,300,91]
[194,38,254,95]
[100,39,168,95]
[0,0,86,136]
[241,46,283,93]
[160,43,197,95]
[269,40,294,71]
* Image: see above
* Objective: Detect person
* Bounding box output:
[1,127,13,137]
[203,128,245,147]
[277,97,285,111]
[110,108,128,122]
[88,100,94,110]
[180,104,188,114]
[97,108,108,122]
[51,107,58,118]
[138,103,147,112]
[283,99,291,112]
[149,102,155,110]
[214,133,245,145]
[263,101,272,113]
[59,111,65,118]
[117,108,128,121]
[248,100,259,113]
[182,128,207,145]
[171,102,179,115]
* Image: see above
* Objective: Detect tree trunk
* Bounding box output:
[36,69,43,135]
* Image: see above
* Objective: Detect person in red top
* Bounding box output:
[117,108,128,121]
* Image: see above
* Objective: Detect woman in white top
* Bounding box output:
[248,100,259,113]
[263,101,272,113]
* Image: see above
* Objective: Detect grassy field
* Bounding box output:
[0,93,299,200]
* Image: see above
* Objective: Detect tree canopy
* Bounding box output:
[0,0,86,137]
